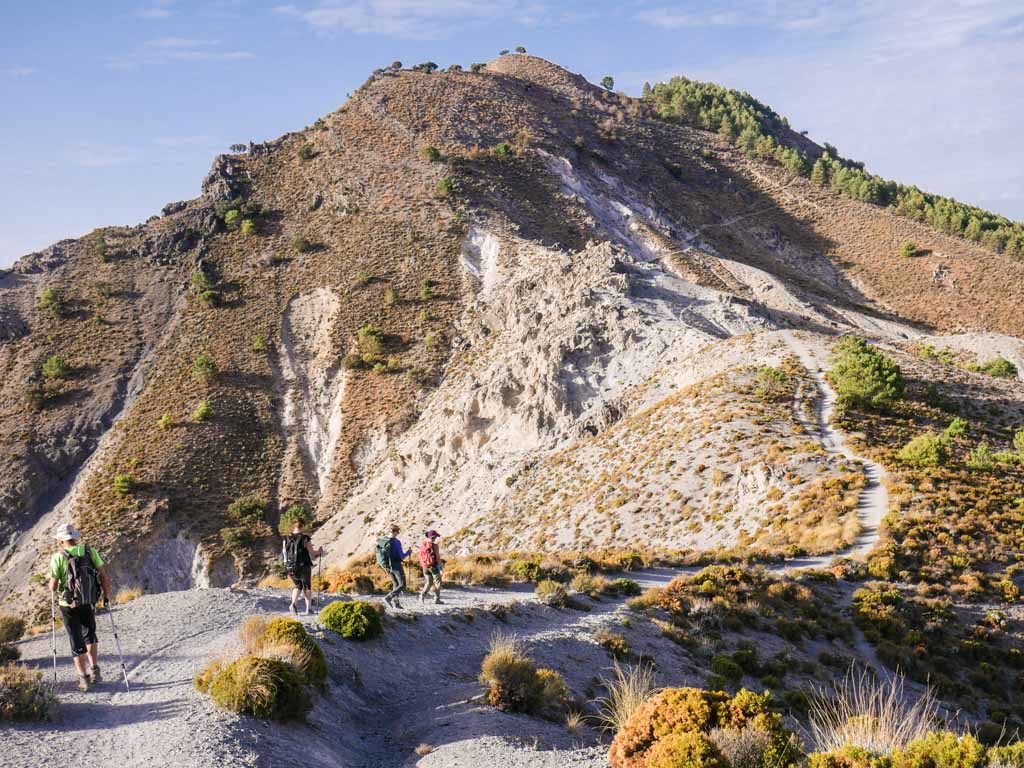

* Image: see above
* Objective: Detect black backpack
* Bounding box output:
[282,534,312,571]
[61,545,102,608]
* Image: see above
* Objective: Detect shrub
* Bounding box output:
[645,731,726,768]
[157,413,173,430]
[251,334,268,353]
[436,177,455,197]
[419,279,433,301]
[609,578,643,597]
[37,288,64,316]
[515,45,526,53]
[0,663,56,721]
[829,336,905,410]
[900,242,919,258]
[891,732,986,768]
[88,233,108,262]
[0,616,26,644]
[710,654,744,683]
[478,633,564,717]
[0,645,20,663]
[194,659,224,693]
[609,687,796,768]
[419,145,441,162]
[966,442,994,470]
[356,324,385,356]
[755,366,789,400]
[990,744,1024,768]
[114,587,143,604]
[1014,429,1024,455]
[897,432,948,468]
[943,418,967,439]
[207,655,311,721]
[113,474,135,495]
[493,142,514,160]
[597,630,631,660]
[193,400,212,421]
[319,600,382,640]
[250,617,327,685]
[192,353,217,380]
[602,75,615,91]
[240,219,256,237]
[297,144,315,161]
[470,62,485,72]
[290,234,311,253]
[382,286,395,307]
[41,355,69,380]
[277,504,307,534]
[537,668,569,717]
[536,579,568,607]
[980,358,1017,378]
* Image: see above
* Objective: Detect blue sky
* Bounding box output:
[2,1,1022,266]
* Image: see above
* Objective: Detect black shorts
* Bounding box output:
[289,566,312,590]
[60,604,98,656]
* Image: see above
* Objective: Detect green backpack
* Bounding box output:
[375,537,393,570]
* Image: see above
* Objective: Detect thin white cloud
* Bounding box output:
[68,142,142,169]
[3,66,37,78]
[274,0,551,40]
[134,0,176,18]
[106,37,254,69]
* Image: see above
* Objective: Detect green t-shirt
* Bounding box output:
[49,545,104,606]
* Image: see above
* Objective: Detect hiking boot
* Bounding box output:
[89,666,102,683]
[434,597,443,605]
[392,599,403,609]
[78,675,90,692]
[288,602,298,615]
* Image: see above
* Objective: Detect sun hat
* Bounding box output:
[53,523,82,541]
[424,529,440,539]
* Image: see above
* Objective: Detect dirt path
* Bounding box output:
[779,331,889,570]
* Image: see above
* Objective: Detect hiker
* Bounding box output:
[48,523,111,691]
[418,529,444,605]
[282,517,324,615]
[376,524,411,609]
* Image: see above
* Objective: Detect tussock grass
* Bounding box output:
[113,587,143,605]
[593,660,659,734]
[808,667,939,754]
[0,663,56,721]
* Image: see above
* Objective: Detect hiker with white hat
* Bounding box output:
[48,523,111,691]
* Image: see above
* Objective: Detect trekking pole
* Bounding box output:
[50,591,57,685]
[104,602,131,692]
[316,554,322,610]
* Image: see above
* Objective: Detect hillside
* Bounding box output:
[2,52,1023,766]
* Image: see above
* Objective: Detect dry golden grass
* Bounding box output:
[113,586,143,605]
[593,660,660,734]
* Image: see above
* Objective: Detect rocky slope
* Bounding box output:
[2,54,1023,616]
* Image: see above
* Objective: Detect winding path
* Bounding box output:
[777,331,889,571]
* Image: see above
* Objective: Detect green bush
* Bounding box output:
[535,579,568,607]
[192,353,217,380]
[979,358,1018,378]
[829,336,905,410]
[277,504,307,534]
[319,600,382,641]
[419,145,441,162]
[37,288,64,316]
[608,578,642,596]
[710,654,744,683]
[597,630,631,660]
[193,400,212,421]
[113,474,135,495]
[223,209,240,230]
[900,242,919,258]
[0,645,20,663]
[436,177,455,197]
[892,732,986,768]
[493,142,514,160]
[191,270,214,294]
[356,324,385,356]
[207,655,311,721]
[989,743,1024,768]
[470,62,485,73]
[645,731,726,768]
[297,144,315,162]
[966,442,994,470]
[0,662,55,721]
[257,618,327,685]
[290,234,311,253]
[943,418,967,439]
[0,615,26,644]
[251,334,268,353]
[240,219,256,237]
[227,495,266,525]
[1014,428,1024,454]
[157,413,173,430]
[897,432,948,468]
[41,355,70,381]
[754,366,789,400]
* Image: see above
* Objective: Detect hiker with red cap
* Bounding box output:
[418,529,444,605]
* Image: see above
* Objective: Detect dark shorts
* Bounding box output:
[60,604,97,656]
[289,566,312,590]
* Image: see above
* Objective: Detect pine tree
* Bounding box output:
[964,217,983,241]
[810,157,829,186]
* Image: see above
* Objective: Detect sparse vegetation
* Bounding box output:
[251,334,268,353]
[297,144,315,162]
[113,474,135,495]
[114,587,143,604]
[602,75,615,91]
[979,357,1017,378]
[37,288,64,317]
[493,141,514,160]
[596,629,631,660]
[436,176,455,197]
[240,218,256,237]
[899,241,919,258]
[157,413,173,430]
[535,579,568,607]
[192,353,217,380]
[478,632,566,719]
[896,432,947,468]
[193,400,212,422]
[41,355,70,381]
[0,663,55,722]
[419,145,441,162]
[0,616,26,644]
[290,234,311,253]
